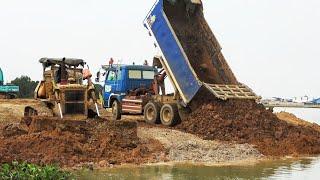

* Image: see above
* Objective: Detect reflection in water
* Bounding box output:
[76,157,320,180]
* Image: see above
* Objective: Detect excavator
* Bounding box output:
[0,67,19,99]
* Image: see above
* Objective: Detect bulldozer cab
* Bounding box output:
[39,58,85,86]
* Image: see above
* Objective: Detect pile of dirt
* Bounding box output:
[176,91,320,156]
[0,118,166,168]
[164,0,238,84]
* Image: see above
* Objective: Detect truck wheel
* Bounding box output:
[160,104,180,126]
[144,102,160,124]
[112,100,121,120]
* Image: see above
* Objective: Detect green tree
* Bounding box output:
[10,76,39,98]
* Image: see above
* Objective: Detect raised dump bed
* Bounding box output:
[144,0,259,104]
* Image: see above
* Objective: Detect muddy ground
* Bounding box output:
[138,127,262,163]
[0,117,166,168]
[1,99,320,168]
[0,99,264,168]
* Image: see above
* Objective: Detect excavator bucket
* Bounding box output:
[145,0,260,103]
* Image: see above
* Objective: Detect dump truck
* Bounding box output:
[96,64,157,119]
[0,67,19,99]
[98,0,259,126]
[23,58,100,120]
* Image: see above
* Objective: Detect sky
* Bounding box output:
[0,0,319,99]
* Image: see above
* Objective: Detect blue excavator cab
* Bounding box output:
[0,67,19,98]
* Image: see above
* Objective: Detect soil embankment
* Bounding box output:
[0,118,166,168]
[176,91,320,156]
[276,112,320,132]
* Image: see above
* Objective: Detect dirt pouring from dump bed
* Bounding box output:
[176,91,320,157]
[0,118,166,168]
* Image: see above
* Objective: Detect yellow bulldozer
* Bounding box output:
[24,58,100,120]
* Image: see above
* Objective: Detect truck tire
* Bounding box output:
[144,102,160,124]
[160,104,180,126]
[112,100,121,120]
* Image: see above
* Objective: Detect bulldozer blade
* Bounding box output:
[24,117,87,134]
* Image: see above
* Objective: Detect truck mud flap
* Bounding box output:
[204,83,260,101]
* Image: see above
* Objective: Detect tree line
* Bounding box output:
[10,76,38,98]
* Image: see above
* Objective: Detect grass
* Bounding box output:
[0,162,74,180]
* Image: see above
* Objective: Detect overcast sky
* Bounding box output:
[0,0,319,99]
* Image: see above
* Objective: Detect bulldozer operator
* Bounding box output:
[56,58,68,84]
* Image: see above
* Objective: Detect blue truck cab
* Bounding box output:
[100,65,157,108]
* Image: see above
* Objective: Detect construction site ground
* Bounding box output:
[0,99,320,169]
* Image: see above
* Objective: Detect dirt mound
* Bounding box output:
[0,119,166,168]
[276,112,320,132]
[176,91,320,156]
[164,0,238,84]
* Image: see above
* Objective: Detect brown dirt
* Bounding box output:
[0,118,166,168]
[175,90,320,157]
[164,0,238,84]
[276,112,320,132]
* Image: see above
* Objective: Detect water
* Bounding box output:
[76,157,320,180]
[76,108,320,179]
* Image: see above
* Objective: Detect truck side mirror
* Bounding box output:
[95,71,100,82]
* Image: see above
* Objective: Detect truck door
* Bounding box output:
[104,69,121,107]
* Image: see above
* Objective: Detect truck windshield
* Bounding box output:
[107,71,116,81]
[143,71,155,79]
[107,70,121,81]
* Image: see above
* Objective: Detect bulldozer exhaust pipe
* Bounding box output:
[58,103,63,119]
